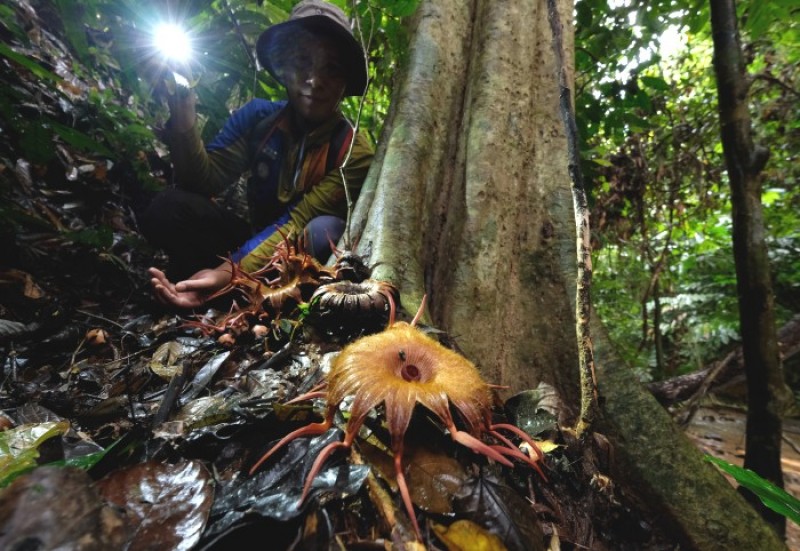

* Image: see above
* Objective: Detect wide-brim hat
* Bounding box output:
[256,0,367,96]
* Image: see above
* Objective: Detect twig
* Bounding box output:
[222,0,257,69]
[782,434,800,456]
[76,309,125,329]
[338,0,376,250]
[152,362,188,427]
[546,0,599,436]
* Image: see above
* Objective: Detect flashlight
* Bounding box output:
[153,23,192,64]
[152,22,193,95]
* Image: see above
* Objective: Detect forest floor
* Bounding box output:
[685,405,800,550]
[2,262,797,550]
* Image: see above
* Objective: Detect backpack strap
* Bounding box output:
[248,108,287,163]
[325,118,355,173]
[248,108,355,185]
[250,110,353,174]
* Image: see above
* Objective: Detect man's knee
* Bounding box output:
[139,188,195,244]
[304,215,345,261]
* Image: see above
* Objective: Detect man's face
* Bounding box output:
[280,34,347,126]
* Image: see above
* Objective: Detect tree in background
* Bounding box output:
[576,0,798,537]
[581,0,799,384]
[710,0,790,535]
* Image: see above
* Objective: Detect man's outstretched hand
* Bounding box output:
[148,265,232,309]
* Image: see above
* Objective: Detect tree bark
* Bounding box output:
[709,0,790,536]
[353,0,583,416]
[593,313,786,550]
[349,0,788,548]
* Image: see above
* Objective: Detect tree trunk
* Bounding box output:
[709,0,790,536]
[349,0,787,548]
[352,0,582,416]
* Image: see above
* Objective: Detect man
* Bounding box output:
[142,0,373,310]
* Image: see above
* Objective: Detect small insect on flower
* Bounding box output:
[249,295,546,540]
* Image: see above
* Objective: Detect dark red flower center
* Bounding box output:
[401,363,421,382]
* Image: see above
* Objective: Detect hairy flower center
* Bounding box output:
[401,363,421,382]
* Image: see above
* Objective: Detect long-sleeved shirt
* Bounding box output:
[164,98,374,272]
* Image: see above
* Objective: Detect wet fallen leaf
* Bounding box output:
[95,459,214,551]
[0,268,45,299]
[0,466,130,550]
[150,340,186,380]
[454,471,546,551]
[0,420,71,487]
[432,519,507,551]
[203,429,369,542]
[406,444,468,514]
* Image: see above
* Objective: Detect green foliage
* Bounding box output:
[0,421,71,488]
[0,0,416,164]
[62,0,414,143]
[0,43,62,82]
[578,0,800,380]
[0,420,119,488]
[0,0,416,274]
[64,226,115,249]
[706,454,800,526]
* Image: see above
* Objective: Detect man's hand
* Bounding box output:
[166,83,197,133]
[148,265,232,309]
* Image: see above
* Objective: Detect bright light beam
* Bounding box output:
[153,23,192,63]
